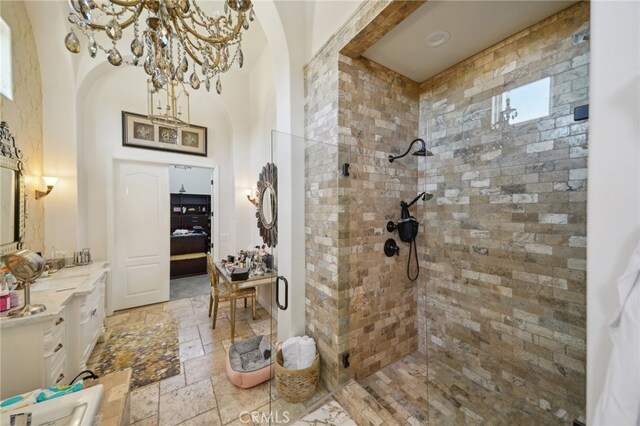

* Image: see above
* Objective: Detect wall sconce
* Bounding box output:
[245,189,257,206]
[35,176,58,200]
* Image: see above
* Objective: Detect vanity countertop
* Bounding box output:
[0,261,109,329]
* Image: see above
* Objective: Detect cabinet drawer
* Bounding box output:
[184,215,209,227]
[44,345,66,387]
[80,286,101,322]
[43,322,66,357]
[43,311,66,335]
[43,311,66,356]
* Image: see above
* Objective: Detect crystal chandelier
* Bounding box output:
[64,0,255,95]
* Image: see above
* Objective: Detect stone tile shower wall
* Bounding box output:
[337,55,420,381]
[304,0,418,390]
[304,52,421,388]
[304,39,342,390]
[418,2,589,422]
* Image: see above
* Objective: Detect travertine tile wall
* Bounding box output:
[0,0,45,253]
[304,0,417,390]
[304,36,342,390]
[338,55,420,381]
[418,2,589,421]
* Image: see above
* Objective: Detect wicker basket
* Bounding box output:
[275,349,320,403]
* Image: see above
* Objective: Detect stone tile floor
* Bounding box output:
[360,351,583,425]
[359,352,427,425]
[293,400,356,425]
[88,295,330,425]
[169,274,210,300]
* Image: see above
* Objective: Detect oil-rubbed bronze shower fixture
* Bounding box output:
[385,192,434,281]
[384,239,400,257]
[388,138,434,163]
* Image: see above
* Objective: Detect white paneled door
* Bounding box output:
[114,161,170,310]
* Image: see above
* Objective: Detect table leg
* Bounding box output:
[230,293,236,343]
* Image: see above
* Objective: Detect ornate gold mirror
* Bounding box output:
[0,122,25,256]
[256,162,277,247]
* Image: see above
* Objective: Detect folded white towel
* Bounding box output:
[298,336,317,369]
[281,335,317,370]
[282,336,301,370]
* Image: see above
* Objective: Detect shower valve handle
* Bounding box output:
[384,239,400,257]
[386,221,397,233]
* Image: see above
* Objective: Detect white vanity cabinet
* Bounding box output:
[63,272,107,374]
[43,311,69,388]
[0,309,68,398]
[0,265,109,399]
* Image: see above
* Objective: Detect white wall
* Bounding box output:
[304,0,365,62]
[24,0,363,336]
[249,44,277,244]
[25,1,80,257]
[587,0,640,421]
[77,65,245,267]
[26,1,266,262]
[169,167,213,195]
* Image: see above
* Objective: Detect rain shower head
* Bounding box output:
[388,138,434,163]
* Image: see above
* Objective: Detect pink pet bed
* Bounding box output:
[226,335,274,388]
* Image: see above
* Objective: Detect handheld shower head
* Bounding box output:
[388,138,434,162]
[400,192,434,218]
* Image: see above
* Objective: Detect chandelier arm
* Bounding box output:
[178,13,246,44]
[83,2,144,32]
[171,17,206,67]
[109,0,142,7]
[175,8,222,29]
[93,4,131,18]
[171,17,223,71]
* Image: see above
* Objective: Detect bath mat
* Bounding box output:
[94,320,180,389]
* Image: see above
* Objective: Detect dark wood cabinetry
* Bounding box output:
[170,193,211,278]
[170,193,211,234]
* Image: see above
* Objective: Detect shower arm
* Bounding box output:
[400,192,426,219]
[405,192,426,208]
[388,138,426,163]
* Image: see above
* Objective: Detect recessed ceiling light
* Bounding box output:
[426,30,450,47]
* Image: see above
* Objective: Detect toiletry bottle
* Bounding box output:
[9,289,19,308]
[4,273,16,290]
[0,277,10,312]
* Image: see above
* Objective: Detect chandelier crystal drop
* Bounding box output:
[64,0,254,94]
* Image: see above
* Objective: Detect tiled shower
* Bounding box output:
[305,1,588,423]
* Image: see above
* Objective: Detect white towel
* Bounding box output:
[282,336,301,370]
[298,336,317,369]
[281,336,317,370]
[592,242,640,425]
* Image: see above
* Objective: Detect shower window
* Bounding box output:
[491,77,551,128]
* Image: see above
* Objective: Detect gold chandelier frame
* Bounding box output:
[66,0,254,93]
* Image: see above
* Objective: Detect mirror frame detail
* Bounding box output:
[256,162,277,247]
[0,121,25,255]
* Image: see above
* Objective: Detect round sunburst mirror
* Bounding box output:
[256,162,277,247]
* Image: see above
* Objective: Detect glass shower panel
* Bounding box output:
[345,145,429,424]
[423,11,589,422]
[266,130,339,424]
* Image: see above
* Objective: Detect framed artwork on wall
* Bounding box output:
[122,111,208,157]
